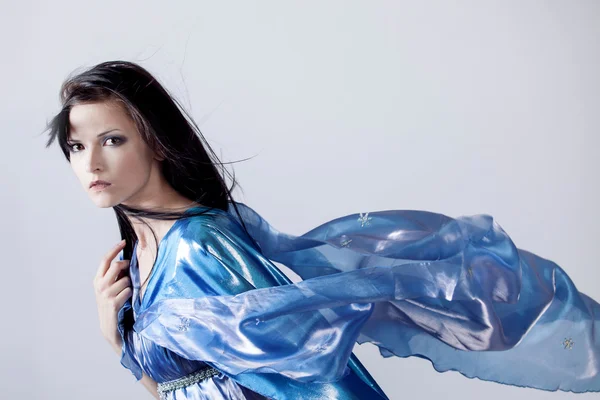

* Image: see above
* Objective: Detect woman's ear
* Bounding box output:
[153,146,166,161]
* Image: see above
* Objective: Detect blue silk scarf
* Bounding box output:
[117,202,599,398]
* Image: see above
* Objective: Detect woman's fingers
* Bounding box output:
[95,240,126,280]
[108,275,132,297]
[93,240,134,350]
[105,259,130,284]
[114,285,133,307]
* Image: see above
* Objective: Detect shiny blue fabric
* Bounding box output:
[117,202,599,398]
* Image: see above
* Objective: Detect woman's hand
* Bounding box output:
[93,239,133,353]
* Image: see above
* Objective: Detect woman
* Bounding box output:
[45,61,599,399]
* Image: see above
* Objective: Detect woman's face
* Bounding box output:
[67,101,162,209]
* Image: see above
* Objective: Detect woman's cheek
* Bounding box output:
[120,155,151,185]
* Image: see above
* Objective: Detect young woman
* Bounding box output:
[45,61,599,399]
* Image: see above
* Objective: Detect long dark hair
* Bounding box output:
[44,60,254,289]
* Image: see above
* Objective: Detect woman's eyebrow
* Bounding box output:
[69,128,120,141]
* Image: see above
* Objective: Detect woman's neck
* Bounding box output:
[127,198,204,248]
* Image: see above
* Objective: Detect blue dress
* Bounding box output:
[116,202,600,399]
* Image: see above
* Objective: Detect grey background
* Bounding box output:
[3,1,599,399]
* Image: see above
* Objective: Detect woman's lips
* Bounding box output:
[91,183,112,192]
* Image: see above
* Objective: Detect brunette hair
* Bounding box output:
[44,60,254,284]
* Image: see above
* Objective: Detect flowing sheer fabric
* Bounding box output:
[117,202,599,399]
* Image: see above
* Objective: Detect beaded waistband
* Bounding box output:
[157,366,221,399]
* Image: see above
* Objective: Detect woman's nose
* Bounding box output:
[85,147,104,173]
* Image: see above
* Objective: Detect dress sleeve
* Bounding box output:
[132,209,600,392]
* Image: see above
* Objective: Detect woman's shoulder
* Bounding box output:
[179,207,250,246]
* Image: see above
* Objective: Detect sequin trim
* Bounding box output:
[157,366,221,399]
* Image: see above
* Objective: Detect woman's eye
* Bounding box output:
[66,137,123,153]
[105,137,123,146]
[68,143,83,152]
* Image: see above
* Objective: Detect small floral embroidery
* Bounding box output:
[177,317,190,332]
[315,344,327,353]
[358,212,372,227]
[563,338,574,350]
[341,238,353,248]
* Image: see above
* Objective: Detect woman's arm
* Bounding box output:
[139,372,160,400]
[95,243,158,397]
[111,340,159,399]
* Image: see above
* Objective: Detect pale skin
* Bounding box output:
[68,100,204,399]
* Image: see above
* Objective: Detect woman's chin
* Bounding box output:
[90,197,119,209]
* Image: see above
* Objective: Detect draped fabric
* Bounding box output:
[117,202,599,399]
